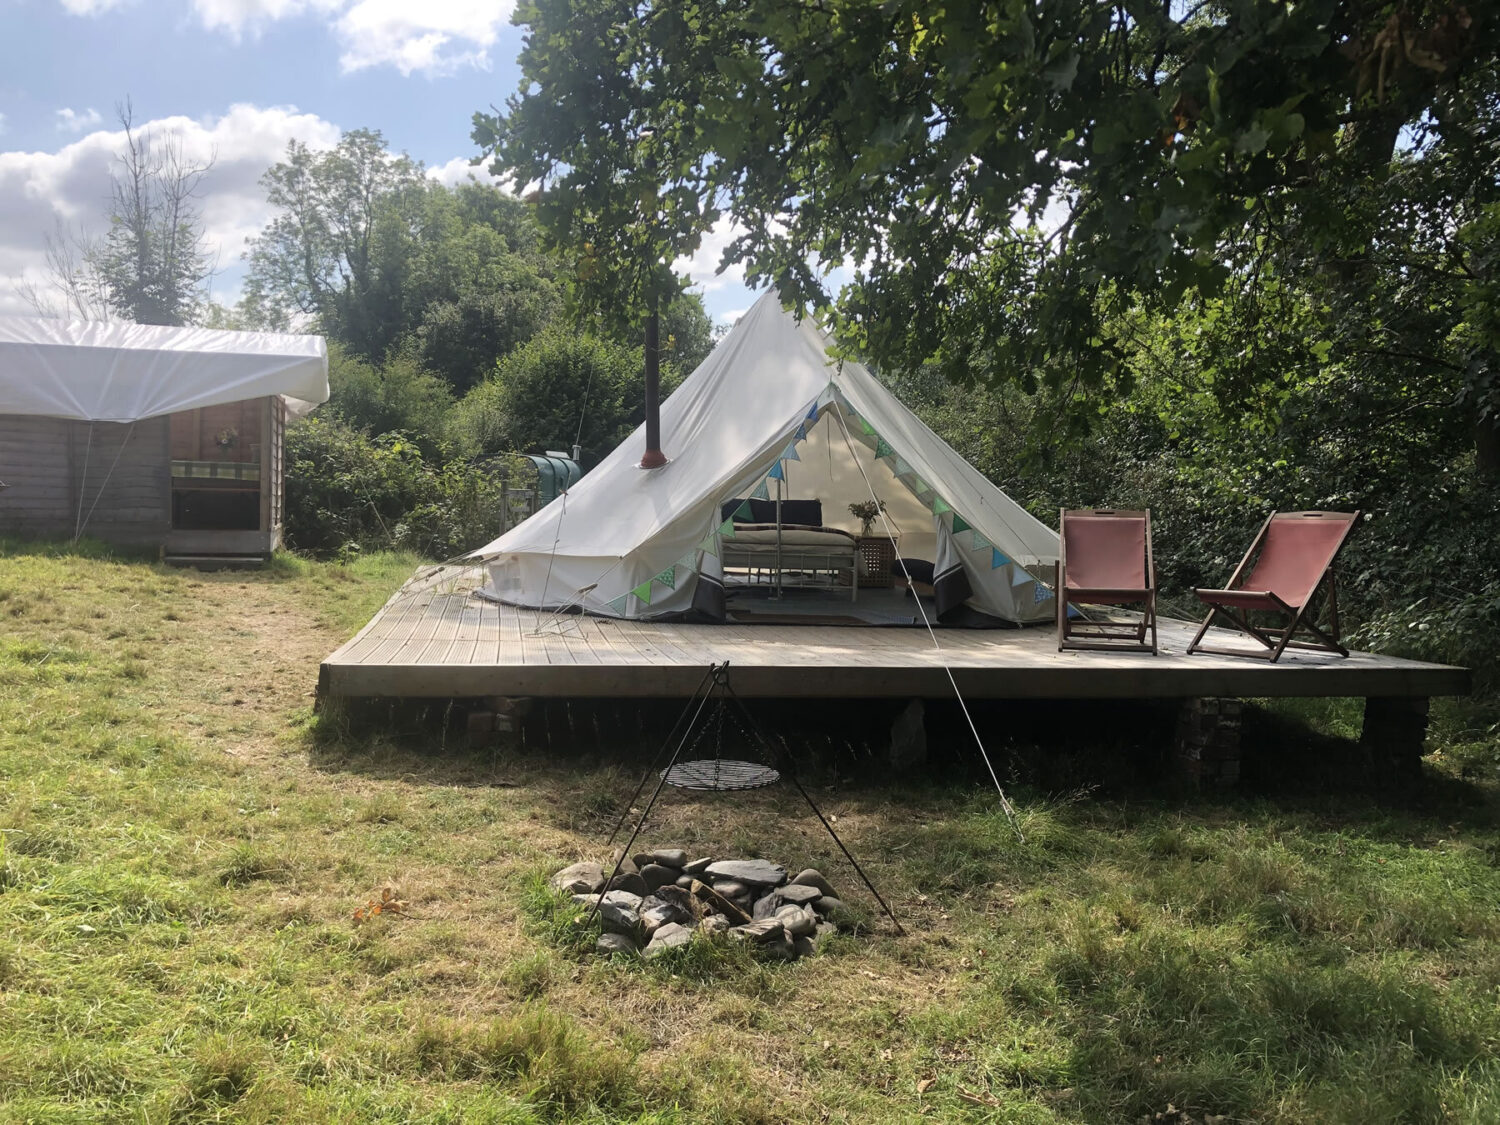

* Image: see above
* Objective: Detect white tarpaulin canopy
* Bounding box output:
[0,316,329,422]
[477,291,1060,625]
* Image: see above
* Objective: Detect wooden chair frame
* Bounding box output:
[1187,510,1358,662]
[1057,508,1158,654]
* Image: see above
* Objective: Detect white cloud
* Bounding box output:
[332,0,515,76]
[717,307,746,324]
[0,103,343,316]
[57,0,129,13]
[426,154,504,189]
[187,0,514,76]
[191,0,342,36]
[673,216,748,295]
[55,107,104,133]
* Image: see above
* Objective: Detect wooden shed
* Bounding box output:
[0,317,328,562]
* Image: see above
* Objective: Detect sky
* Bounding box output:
[0,0,759,323]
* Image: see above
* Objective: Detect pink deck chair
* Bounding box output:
[1187,510,1359,661]
[1057,509,1157,654]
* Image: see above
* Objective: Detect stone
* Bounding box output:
[811,896,846,918]
[791,869,838,897]
[761,934,797,962]
[689,879,752,926]
[675,874,697,890]
[682,856,713,876]
[640,863,678,893]
[552,861,605,895]
[810,922,839,951]
[607,872,648,897]
[706,859,787,888]
[597,901,639,935]
[711,879,749,899]
[646,848,688,868]
[632,854,654,870]
[793,935,816,959]
[752,892,787,921]
[643,922,693,959]
[603,889,644,910]
[698,914,732,936]
[730,918,786,944]
[775,904,817,937]
[889,697,928,772]
[595,932,638,957]
[652,884,693,912]
[775,883,822,905]
[639,892,693,935]
[618,855,640,877]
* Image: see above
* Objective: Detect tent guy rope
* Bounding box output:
[832,402,1026,844]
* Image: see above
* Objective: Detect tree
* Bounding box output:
[243,129,429,360]
[21,102,215,325]
[476,1,1499,452]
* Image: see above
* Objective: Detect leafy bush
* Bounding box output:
[325,345,454,455]
[450,327,648,464]
[283,415,508,560]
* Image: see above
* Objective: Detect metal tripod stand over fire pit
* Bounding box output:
[599,661,903,935]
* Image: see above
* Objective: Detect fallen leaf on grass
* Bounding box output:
[916,1077,935,1095]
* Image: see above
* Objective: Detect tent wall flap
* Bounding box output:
[476,291,1059,625]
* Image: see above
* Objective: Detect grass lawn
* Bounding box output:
[2,541,1498,1123]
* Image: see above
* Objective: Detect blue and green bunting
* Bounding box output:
[631,580,654,604]
[933,497,952,515]
[1033,583,1054,604]
[767,462,785,481]
[781,442,801,462]
[951,512,971,534]
[874,439,895,460]
[607,594,629,614]
[751,480,771,501]
[991,548,1010,569]
[655,566,677,590]
[718,518,736,539]
[970,530,992,551]
[733,501,754,520]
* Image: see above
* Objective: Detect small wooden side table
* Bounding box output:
[855,535,898,589]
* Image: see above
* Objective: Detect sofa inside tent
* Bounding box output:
[476,291,1060,626]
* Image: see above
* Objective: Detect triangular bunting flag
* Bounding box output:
[1033,583,1055,603]
[805,402,819,420]
[718,518,737,539]
[1011,567,1032,588]
[677,551,699,573]
[767,462,785,481]
[734,501,754,520]
[794,423,808,441]
[970,530,991,551]
[751,479,771,500]
[951,513,971,534]
[655,566,677,590]
[913,477,929,494]
[991,548,1010,569]
[857,418,877,437]
[933,497,952,515]
[781,442,801,462]
[607,594,629,614]
[894,457,913,476]
[874,439,895,460]
[699,533,721,557]
[632,580,654,604]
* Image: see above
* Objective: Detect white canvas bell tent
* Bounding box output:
[475,290,1060,625]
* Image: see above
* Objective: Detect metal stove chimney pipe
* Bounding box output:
[640,289,667,468]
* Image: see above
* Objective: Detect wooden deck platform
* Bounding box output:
[320,566,1470,702]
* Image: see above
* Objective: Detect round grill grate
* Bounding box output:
[661,758,780,792]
